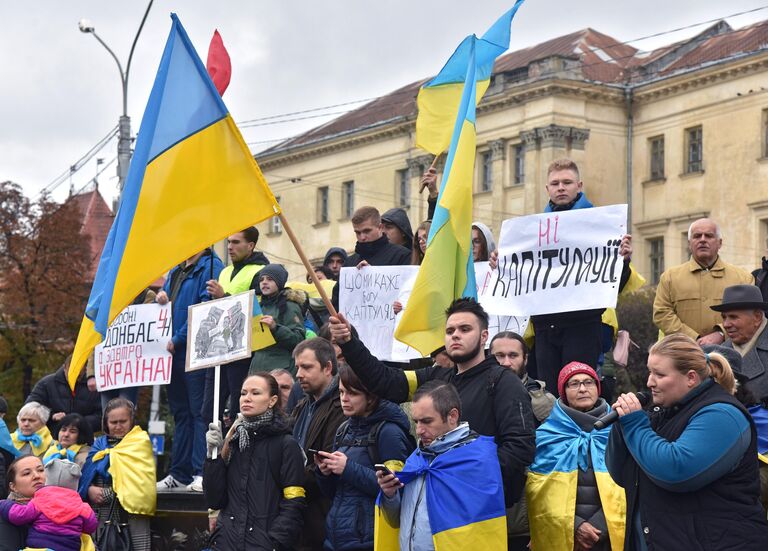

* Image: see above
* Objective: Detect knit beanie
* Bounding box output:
[44,459,81,491]
[557,361,601,400]
[259,264,289,291]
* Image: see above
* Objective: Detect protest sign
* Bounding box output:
[187,290,258,371]
[484,204,628,316]
[339,265,420,361]
[95,303,173,391]
[475,262,529,339]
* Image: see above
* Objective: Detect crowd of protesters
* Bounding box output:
[1,157,768,550]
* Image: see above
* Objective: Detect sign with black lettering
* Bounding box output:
[95,303,173,391]
[485,204,628,316]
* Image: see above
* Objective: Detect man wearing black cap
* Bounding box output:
[712,284,768,401]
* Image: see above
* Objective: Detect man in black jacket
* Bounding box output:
[331,206,411,309]
[25,358,101,436]
[329,298,535,507]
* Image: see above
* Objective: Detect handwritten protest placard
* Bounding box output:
[475,262,529,338]
[339,266,420,361]
[484,204,628,317]
[95,303,173,391]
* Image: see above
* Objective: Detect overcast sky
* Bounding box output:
[2,0,766,206]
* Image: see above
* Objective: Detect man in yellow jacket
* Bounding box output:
[653,218,753,345]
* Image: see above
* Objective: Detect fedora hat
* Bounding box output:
[710,284,768,312]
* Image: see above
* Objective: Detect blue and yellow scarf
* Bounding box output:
[11,425,52,457]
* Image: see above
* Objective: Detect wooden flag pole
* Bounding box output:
[278,211,338,318]
[419,153,441,193]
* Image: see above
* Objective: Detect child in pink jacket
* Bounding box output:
[0,458,97,551]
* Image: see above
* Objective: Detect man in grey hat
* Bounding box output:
[711,284,768,401]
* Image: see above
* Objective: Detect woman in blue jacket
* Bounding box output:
[315,364,414,550]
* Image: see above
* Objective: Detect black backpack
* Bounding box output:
[333,419,415,465]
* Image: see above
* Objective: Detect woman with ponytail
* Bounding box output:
[204,372,305,550]
[606,334,768,550]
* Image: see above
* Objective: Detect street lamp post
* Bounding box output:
[78,1,154,200]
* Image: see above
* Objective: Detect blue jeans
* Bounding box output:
[167,350,206,483]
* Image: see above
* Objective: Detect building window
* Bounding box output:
[480,151,493,192]
[681,231,690,262]
[397,169,410,208]
[270,195,282,234]
[317,186,329,224]
[341,181,354,219]
[685,126,703,173]
[513,144,525,185]
[649,136,665,180]
[648,237,664,285]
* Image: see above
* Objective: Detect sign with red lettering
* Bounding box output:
[94,303,173,391]
[485,204,628,316]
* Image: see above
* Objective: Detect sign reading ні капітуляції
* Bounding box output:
[482,204,629,317]
[339,265,528,361]
[94,302,173,391]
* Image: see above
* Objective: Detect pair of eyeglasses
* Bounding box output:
[566,379,597,389]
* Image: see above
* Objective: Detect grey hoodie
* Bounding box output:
[472,222,496,259]
[382,208,414,250]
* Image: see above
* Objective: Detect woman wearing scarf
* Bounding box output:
[204,372,306,550]
[11,402,53,458]
[79,398,156,551]
[43,413,93,469]
[527,362,625,551]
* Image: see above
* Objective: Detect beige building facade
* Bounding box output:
[255,21,768,284]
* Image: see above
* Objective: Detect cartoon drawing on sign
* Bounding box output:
[187,291,254,371]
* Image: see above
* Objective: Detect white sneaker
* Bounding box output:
[156,474,185,492]
[187,475,203,492]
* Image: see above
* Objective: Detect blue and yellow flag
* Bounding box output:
[69,14,280,388]
[375,435,506,550]
[526,401,626,551]
[395,3,525,356]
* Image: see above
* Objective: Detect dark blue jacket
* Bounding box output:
[162,250,224,350]
[316,400,413,550]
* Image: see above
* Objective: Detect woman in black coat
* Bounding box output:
[204,372,306,551]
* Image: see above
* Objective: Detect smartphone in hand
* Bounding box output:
[374,463,394,477]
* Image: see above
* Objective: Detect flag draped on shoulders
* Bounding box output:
[79,425,156,516]
[374,435,506,550]
[526,401,626,551]
[68,14,280,388]
[395,2,525,356]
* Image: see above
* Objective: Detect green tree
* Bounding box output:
[0,181,90,420]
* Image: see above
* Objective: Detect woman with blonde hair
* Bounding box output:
[11,403,52,458]
[607,334,768,550]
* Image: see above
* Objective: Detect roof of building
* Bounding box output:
[67,188,113,281]
[260,18,768,157]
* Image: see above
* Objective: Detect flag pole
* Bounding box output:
[419,154,441,193]
[211,364,221,460]
[277,211,338,317]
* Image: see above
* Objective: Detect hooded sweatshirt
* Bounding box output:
[472,221,496,260]
[382,208,414,250]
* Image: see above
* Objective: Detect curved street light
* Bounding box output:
[78,1,154,198]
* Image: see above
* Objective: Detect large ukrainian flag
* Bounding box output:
[395,2,525,356]
[375,435,507,550]
[526,402,626,551]
[69,14,279,388]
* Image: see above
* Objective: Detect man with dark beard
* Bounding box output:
[329,298,535,509]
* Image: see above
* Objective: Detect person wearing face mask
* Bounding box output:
[204,373,306,551]
[314,364,414,550]
[527,363,625,551]
[607,334,768,550]
[79,398,155,551]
